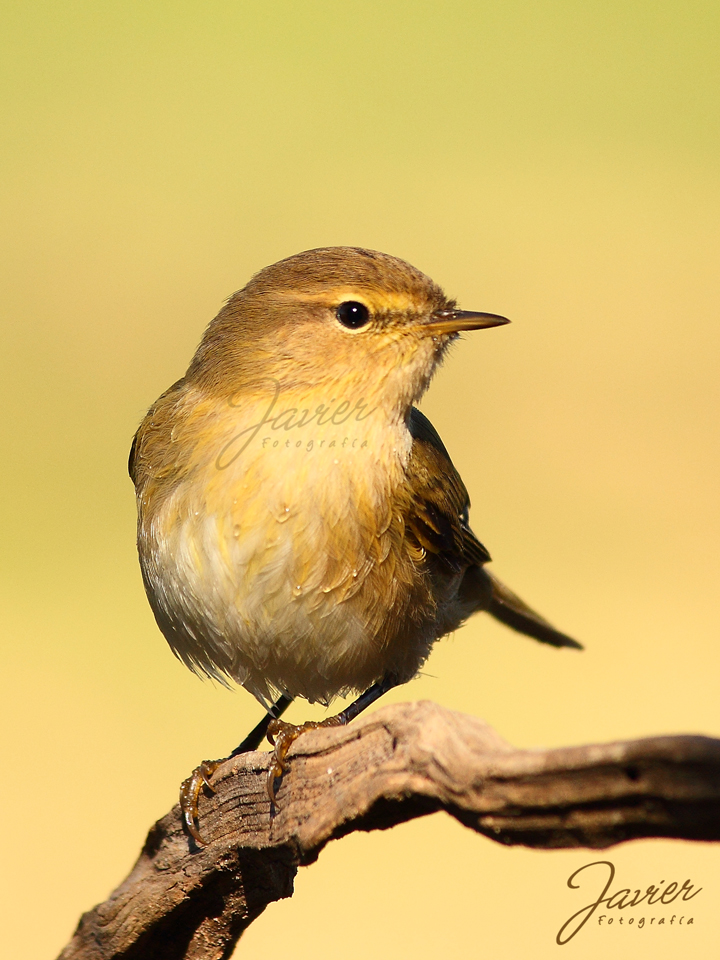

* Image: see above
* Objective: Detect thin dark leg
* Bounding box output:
[332,675,399,725]
[231,694,293,755]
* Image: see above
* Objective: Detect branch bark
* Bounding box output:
[58,701,720,960]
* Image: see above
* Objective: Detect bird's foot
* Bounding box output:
[179,758,224,844]
[266,716,345,803]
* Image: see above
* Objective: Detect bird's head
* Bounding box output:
[186,246,508,418]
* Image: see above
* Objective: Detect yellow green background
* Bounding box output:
[2,2,718,957]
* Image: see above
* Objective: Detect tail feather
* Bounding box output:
[480,569,583,650]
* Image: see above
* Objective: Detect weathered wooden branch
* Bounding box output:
[58,701,720,960]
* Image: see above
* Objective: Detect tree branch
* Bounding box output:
[57,701,720,960]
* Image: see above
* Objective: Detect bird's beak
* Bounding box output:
[423,309,510,336]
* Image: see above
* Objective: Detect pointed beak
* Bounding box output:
[423,308,510,336]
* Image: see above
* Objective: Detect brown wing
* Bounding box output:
[405,407,490,573]
[406,409,582,650]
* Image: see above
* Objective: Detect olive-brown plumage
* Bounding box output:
[130,246,580,836]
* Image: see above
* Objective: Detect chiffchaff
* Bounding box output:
[130,246,580,841]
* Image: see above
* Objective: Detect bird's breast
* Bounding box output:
[137,391,439,705]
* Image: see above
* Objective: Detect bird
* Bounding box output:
[129,246,581,842]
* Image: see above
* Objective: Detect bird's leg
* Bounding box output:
[230,694,294,754]
[180,694,293,843]
[266,676,398,802]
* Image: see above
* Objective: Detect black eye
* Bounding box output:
[336,301,370,329]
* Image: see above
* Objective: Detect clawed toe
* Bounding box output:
[266,717,344,803]
[266,720,310,802]
[266,720,320,802]
[179,711,349,837]
[179,758,222,844]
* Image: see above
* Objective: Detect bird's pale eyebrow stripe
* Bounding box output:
[266,289,423,313]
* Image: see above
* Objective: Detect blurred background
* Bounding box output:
[1,2,718,958]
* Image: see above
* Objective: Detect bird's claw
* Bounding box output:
[179,758,223,844]
[266,717,344,803]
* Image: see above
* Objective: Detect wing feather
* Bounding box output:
[405,408,490,572]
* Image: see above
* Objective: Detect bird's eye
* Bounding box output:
[336,301,370,329]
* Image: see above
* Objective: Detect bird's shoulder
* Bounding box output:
[129,378,196,490]
[403,408,490,571]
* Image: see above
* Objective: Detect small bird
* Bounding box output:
[129,246,581,841]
